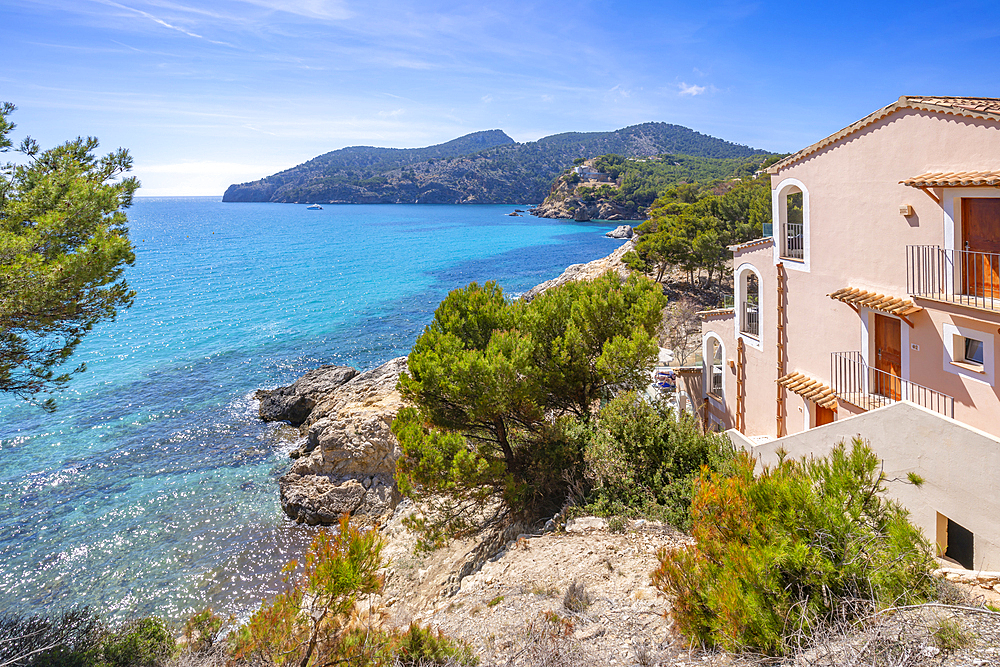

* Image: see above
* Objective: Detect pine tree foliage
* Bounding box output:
[393,272,667,545]
[0,102,138,408]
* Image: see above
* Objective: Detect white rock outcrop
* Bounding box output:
[521,238,636,301]
[275,357,408,525]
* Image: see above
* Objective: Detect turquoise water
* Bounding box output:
[0,198,624,621]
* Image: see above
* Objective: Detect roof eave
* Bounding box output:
[767,96,1000,175]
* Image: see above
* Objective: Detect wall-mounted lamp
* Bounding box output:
[899,204,914,216]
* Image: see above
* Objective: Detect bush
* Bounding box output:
[0,607,103,667]
[228,514,475,666]
[583,392,731,528]
[0,608,175,667]
[652,439,935,656]
[229,514,385,666]
[99,617,174,667]
[563,581,590,613]
[385,623,477,665]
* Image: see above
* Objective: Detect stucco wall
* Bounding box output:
[753,107,1000,439]
[742,401,1000,570]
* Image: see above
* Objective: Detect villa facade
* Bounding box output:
[680,97,1000,570]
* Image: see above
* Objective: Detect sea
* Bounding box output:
[0,197,626,622]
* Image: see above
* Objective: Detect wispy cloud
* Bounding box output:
[678,82,707,96]
[378,108,405,117]
[236,0,351,21]
[94,0,235,46]
[609,84,631,98]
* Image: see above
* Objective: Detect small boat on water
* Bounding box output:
[307,204,323,210]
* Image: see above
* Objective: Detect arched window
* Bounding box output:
[782,187,804,260]
[741,271,759,337]
[704,335,725,398]
[772,179,810,270]
[735,263,763,349]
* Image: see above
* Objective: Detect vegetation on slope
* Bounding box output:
[535,152,776,220]
[623,166,777,287]
[392,273,667,546]
[653,440,935,655]
[222,122,772,204]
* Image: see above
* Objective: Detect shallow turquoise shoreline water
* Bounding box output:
[0,198,625,621]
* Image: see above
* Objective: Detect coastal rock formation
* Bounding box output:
[605,224,633,239]
[276,357,408,525]
[531,194,642,222]
[530,172,644,222]
[521,238,636,301]
[255,365,358,426]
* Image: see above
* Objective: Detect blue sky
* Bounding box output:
[3,0,999,196]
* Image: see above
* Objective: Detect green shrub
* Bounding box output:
[386,623,478,665]
[229,514,385,666]
[182,608,225,654]
[99,617,174,667]
[931,617,972,651]
[583,391,731,528]
[652,439,935,656]
[0,607,176,667]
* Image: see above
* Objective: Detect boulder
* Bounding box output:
[605,225,633,239]
[278,357,408,524]
[573,207,591,222]
[256,365,357,426]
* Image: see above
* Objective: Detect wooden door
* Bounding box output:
[961,198,1000,298]
[874,314,902,401]
[815,404,836,426]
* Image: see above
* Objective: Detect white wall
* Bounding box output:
[732,401,1000,570]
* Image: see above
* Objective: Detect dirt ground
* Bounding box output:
[373,507,1000,667]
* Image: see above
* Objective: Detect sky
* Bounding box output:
[3,0,1000,196]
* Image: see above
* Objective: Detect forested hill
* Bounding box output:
[222,122,771,204]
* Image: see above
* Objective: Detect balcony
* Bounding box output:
[907,245,1000,312]
[741,300,759,337]
[830,351,954,418]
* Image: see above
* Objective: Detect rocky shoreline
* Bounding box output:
[256,357,407,525]
[255,240,639,527]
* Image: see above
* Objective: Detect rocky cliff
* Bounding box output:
[521,238,636,301]
[257,358,407,525]
[530,170,643,222]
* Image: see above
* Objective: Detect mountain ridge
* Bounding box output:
[222,122,771,204]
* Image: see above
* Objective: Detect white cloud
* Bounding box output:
[378,108,405,117]
[678,82,707,96]
[481,94,493,103]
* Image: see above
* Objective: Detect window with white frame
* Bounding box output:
[706,336,724,397]
[943,322,994,385]
[772,179,809,270]
[782,188,804,260]
[740,271,760,337]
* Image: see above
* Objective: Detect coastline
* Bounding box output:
[261,236,638,533]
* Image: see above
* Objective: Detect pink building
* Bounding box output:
[682,97,1000,570]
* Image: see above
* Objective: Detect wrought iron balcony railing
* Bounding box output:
[907,245,1000,311]
[830,351,954,418]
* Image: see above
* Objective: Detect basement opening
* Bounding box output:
[940,514,975,570]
